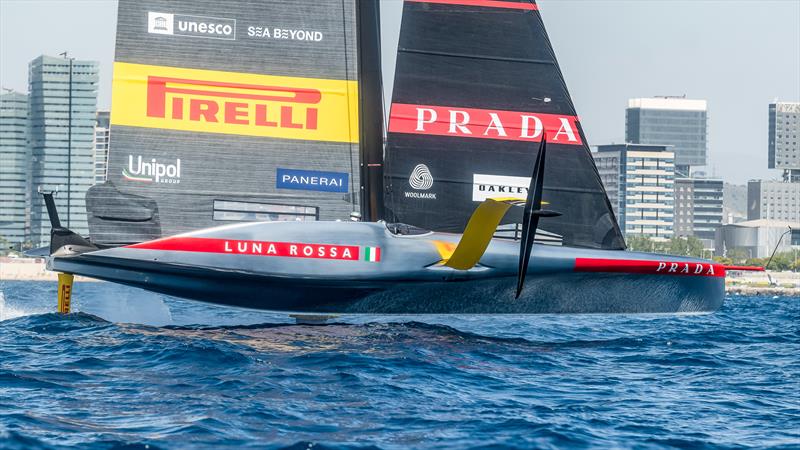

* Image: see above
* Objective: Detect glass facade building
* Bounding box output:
[626,97,708,177]
[28,55,99,246]
[0,91,30,249]
[595,144,674,241]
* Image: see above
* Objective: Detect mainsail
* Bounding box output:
[88,0,623,251]
[87,0,363,244]
[382,0,625,249]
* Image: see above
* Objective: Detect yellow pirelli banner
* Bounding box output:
[111,62,360,143]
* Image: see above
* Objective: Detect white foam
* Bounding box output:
[0,289,48,321]
[80,287,174,326]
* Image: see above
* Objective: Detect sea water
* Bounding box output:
[0,280,798,449]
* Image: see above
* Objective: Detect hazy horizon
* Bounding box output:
[1,0,798,185]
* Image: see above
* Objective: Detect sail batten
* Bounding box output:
[398,48,558,66]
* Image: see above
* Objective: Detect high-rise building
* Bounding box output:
[0,91,30,249]
[767,101,800,181]
[94,110,110,183]
[674,177,723,244]
[747,180,800,222]
[626,97,708,177]
[595,144,674,241]
[731,101,800,256]
[28,55,99,246]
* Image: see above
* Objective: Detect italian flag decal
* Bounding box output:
[363,246,381,262]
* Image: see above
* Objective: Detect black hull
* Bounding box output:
[53,254,724,314]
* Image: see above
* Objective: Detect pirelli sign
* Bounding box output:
[111,62,360,143]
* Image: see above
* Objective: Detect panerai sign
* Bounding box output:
[276,168,349,193]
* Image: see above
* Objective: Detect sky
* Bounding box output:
[1,0,798,185]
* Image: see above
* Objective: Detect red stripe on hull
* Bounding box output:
[574,258,725,278]
[406,0,538,10]
[723,265,764,272]
[127,237,363,262]
[389,103,583,145]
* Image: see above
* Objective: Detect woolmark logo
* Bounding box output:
[147,12,236,40]
[123,155,181,184]
[405,164,436,199]
[409,164,433,190]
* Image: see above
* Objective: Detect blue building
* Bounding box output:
[28,55,99,246]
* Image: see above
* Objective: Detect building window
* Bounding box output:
[212,200,318,222]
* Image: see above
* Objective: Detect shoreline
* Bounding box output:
[1,258,100,283]
[4,258,800,296]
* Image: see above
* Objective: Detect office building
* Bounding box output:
[94,110,110,183]
[747,180,800,222]
[626,97,708,177]
[674,177,723,244]
[595,144,674,241]
[0,91,30,249]
[768,101,800,181]
[28,55,99,246]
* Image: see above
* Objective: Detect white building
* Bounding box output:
[748,101,800,224]
[675,177,724,245]
[595,144,674,241]
[716,219,799,258]
[747,180,800,222]
[94,110,110,183]
[768,101,800,180]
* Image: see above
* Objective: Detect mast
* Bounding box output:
[356,0,385,221]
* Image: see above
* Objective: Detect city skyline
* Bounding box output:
[27,55,99,246]
[1,0,799,186]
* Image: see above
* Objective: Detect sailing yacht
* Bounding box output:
[43,0,760,313]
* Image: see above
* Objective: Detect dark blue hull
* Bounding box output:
[51,233,725,314]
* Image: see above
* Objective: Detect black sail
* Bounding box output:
[383,0,625,249]
[87,0,362,245]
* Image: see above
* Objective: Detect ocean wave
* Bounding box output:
[0,281,798,449]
